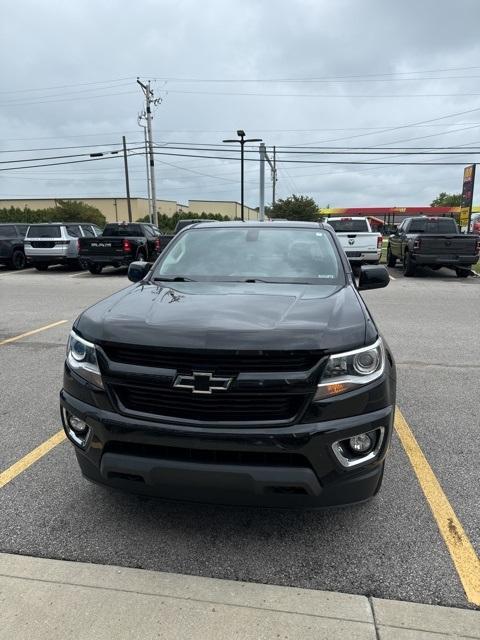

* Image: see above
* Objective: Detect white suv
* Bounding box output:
[24,223,102,271]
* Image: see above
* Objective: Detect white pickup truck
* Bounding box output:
[327,217,382,265]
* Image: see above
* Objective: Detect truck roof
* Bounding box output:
[183,221,325,230]
[327,216,369,221]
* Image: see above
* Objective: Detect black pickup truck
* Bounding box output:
[387,216,479,277]
[0,223,29,270]
[79,222,166,274]
[61,221,396,509]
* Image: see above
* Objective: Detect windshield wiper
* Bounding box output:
[152,276,196,282]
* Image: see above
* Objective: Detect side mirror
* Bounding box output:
[358,265,389,291]
[128,261,152,283]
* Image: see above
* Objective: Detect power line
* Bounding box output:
[0,90,138,108]
[0,77,136,95]
[149,65,480,82]
[0,154,128,172]
[293,105,480,146]
[0,146,143,164]
[157,88,480,99]
[0,82,134,105]
[0,130,140,142]
[0,141,143,154]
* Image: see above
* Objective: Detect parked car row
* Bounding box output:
[2,216,479,279]
[0,219,217,273]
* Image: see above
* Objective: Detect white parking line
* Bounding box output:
[0,268,35,278]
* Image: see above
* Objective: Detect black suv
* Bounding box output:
[60,222,396,508]
[0,223,28,270]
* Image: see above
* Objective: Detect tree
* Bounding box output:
[266,194,319,221]
[137,211,231,232]
[0,200,106,227]
[430,192,462,207]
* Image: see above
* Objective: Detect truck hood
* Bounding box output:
[76,281,371,352]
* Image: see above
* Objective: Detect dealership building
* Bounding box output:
[0,197,259,223]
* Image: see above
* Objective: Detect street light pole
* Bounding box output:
[259,143,266,221]
[122,136,132,222]
[223,130,262,221]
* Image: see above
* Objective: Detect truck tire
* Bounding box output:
[88,264,103,275]
[9,249,26,270]
[386,245,396,267]
[403,251,416,277]
[455,268,470,278]
[35,263,49,271]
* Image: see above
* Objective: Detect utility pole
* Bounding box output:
[272,146,277,205]
[144,126,152,223]
[137,79,160,227]
[259,143,266,221]
[261,145,276,218]
[138,117,153,223]
[138,113,152,223]
[122,136,132,222]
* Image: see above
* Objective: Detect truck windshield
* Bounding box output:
[409,219,458,233]
[328,219,369,232]
[103,224,143,237]
[152,227,343,284]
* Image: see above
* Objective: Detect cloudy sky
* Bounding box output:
[1,0,480,208]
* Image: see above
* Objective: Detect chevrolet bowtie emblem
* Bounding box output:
[173,372,232,394]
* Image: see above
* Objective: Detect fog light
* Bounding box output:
[349,433,373,454]
[68,414,88,434]
[331,427,385,468]
[62,407,90,448]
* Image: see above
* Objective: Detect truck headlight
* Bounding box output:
[314,338,384,401]
[66,330,103,388]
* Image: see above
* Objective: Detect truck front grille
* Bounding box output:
[112,384,306,424]
[101,343,321,374]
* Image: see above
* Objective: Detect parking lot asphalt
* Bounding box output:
[0,263,479,610]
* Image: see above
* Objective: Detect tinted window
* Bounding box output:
[26,225,61,238]
[153,227,342,284]
[16,225,28,236]
[103,224,143,237]
[143,225,155,238]
[0,225,16,237]
[65,225,81,237]
[92,225,103,236]
[408,219,458,234]
[328,219,369,232]
[80,225,95,237]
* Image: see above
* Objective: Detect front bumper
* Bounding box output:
[60,375,395,508]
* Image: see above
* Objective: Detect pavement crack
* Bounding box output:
[368,597,381,640]
[396,361,480,369]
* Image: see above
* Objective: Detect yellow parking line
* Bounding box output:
[0,430,66,489]
[394,407,480,606]
[0,320,67,346]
